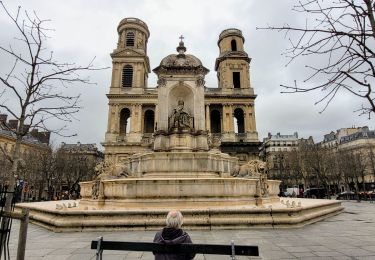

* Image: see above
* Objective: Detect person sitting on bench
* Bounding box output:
[153,210,195,260]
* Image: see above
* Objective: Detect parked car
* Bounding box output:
[336,191,356,200]
[303,188,327,199]
[358,191,375,200]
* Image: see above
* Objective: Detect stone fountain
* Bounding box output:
[16,30,343,232]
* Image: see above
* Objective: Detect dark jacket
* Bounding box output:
[153,227,195,260]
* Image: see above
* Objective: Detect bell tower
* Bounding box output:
[204,28,259,162]
[104,18,154,153]
[109,17,150,94]
[215,29,252,93]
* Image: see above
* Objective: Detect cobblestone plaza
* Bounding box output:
[7,201,375,259]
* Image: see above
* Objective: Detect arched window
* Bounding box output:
[233,72,241,88]
[144,110,155,133]
[234,108,245,133]
[122,65,133,88]
[231,39,237,51]
[126,32,135,47]
[120,108,131,135]
[210,110,221,133]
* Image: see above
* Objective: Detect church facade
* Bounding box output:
[103,18,260,164]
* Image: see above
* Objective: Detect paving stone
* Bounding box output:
[314,251,345,257]
[44,255,71,260]
[337,248,375,257]
[260,250,295,259]
[66,254,97,260]
[309,245,332,251]
[283,246,312,253]
[50,248,79,255]
[291,252,317,257]
[332,256,355,260]
[4,201,375,259]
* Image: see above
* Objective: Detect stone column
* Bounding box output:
[251,104,257,131]
[228,104,234,133]
[154,104,158,130]
[245,105,252,132]
[205,105,210,132]
[114,105,119,134]
[105,104,118,143]
[130,104,136,133]
[131,104,143,133]
[222,104,233,133]
[107,104,113,133]
[114,63,120,88]
[222,104,229,133]
[127,104,142,142]
[222,104,234,141]
[138,104,143,133]
[136,63,141,88]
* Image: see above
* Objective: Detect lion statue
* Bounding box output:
[91,161,130,200]
[231,159,267,178]
[231,159,269,197]
[94,160,130,180]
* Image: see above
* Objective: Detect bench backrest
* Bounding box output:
[91,237,259,259]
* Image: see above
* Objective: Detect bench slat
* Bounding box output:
[91,240,259,256]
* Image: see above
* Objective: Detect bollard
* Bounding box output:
[16,208,29,260]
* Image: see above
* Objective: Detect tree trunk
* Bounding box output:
[4,136,22,211]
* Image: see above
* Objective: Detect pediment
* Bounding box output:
[111,48,145,57]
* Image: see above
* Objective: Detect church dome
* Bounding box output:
[160,53,203,67]
[153,38,209,75]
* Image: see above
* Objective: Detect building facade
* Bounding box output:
[103,18,260,164]
[0,113,50,162]
[264,127,375,192]
[259,132,302,178]
[320,127,375,190]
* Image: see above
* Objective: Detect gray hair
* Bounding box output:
[166,210,183,228]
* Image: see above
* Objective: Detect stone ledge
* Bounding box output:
[16,199,343,232]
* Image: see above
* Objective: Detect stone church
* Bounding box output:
[103,18,260,164]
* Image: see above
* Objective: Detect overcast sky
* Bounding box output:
[0,0,372,149]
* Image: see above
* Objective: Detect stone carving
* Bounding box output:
[196,76,205,87]
[91,180,100,200]
[231,159,267,178]
[157,77,166,87]
[209,134,222,150]
[137,36,144,48]
[231,159,269,197]
[94,161,130,180]
[94,161,112,180]
[91,161,130,199]
[169,99,193,130]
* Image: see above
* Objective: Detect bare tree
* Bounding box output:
[301,145,331,190]
[55,149,98,192]
[327,151,343,194]
[366,142,375,188]
[284,149,304,188]
[259,0,375,117]
[0,2,102,208]
[0,152,11,185]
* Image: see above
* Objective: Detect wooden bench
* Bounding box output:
[91,236,259,260]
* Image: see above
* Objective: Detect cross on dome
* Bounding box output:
[176,35,186,54]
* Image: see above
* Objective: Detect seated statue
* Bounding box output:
[169,99,192,130]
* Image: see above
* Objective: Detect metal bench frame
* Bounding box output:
[91,236,259,260]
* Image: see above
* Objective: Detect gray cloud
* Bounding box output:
[0,0,372,149]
